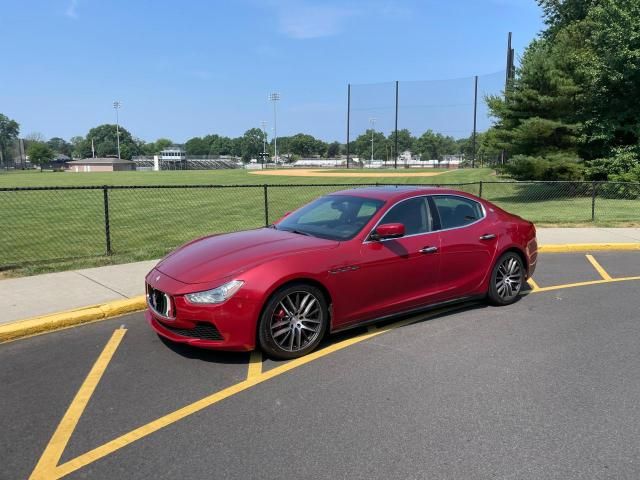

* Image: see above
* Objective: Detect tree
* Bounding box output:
[141,138,173,155]
[289,133,322,157]
[414,130,457,160]
[76,124,140,159]
[185,137,208,155]
[326,141,341,158]
[486,0,640,180]
[388,129,415,156]
[70,136,88,159]
[0,113,20,167]
[47,137,72,157]
[353,130,388,161]
[27,142,54,170]
[240,128,264,161]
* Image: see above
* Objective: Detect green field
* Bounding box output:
[0,168,638,276]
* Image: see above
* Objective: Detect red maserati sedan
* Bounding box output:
[146,186,537,359]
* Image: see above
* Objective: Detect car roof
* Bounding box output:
[327,185,475,202]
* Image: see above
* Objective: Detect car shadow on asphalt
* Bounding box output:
[262,298,504,369]
[158,335,250,365]
[158,286,533,368]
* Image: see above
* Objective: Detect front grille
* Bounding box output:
[160,321,224,341]
[147,285,173,318]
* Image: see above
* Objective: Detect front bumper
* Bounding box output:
[147,311,257,351]
[145,269,261,351]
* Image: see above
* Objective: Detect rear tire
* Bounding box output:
[258,283,328,359]
[487,252,525,306]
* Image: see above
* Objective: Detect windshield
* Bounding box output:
[276,195,385,241]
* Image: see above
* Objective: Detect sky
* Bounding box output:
[1,0,544,143]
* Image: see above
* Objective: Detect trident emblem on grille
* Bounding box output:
[155,275,160,282]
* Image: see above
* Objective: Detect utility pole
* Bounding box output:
[346,84,351,169]
[472,75,478,168]
[260,121,267,168]
[269,93,280,163]
[113,101,122,159]
[369,117,376,164]
[394,80,399,169]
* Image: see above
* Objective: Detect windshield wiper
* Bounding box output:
[286,229,313,237]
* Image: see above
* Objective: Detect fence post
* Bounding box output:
[102,186,112,255]
[478,181,483,198]
[591,181,598,222]
[263,184,269,226]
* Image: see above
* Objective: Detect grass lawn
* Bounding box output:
[0,168,638,276]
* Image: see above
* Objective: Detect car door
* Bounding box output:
[336,196,443,325]
[429,194,498,299]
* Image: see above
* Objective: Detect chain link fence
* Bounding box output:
[1,181,638,270]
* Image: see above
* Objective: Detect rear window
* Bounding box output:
[432,195,483,230]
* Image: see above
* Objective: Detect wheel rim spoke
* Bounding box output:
[278,301,293,317]
[270,291,322,352]
[496,257,522,299]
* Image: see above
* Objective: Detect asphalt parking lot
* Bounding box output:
[2,252,640,480]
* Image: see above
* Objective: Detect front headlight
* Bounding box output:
[185,280,244,304]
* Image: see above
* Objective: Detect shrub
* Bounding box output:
[503,153,584,181]
[584,146,640,183]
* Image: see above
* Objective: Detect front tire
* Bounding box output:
[258,283,328,359]
[487,252,525,306]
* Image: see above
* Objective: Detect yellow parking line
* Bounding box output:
[47,304,467,479]
[531,275,640,293]
[29,328,127,480]
[585,254,613,280]
[527,277,540,291]
[247,350,263,379]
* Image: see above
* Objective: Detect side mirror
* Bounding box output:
[371,223,405,241]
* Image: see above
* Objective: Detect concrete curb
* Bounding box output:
[0,296,146,343]
[538,243,640,253]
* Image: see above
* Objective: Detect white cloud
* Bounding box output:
[275,2,358,39]
[65,0,79,18]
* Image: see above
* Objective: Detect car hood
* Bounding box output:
[156,228,339,284]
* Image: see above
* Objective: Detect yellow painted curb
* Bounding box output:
[539,243,640,253]
[0,296,146,343]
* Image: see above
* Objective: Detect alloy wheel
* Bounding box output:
[495,256,523,300]
[269,291,322,352]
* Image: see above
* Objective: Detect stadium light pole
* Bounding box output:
[269,93,280,163]
[260,120,267,167]
[369,117,376,164]
[113,101,122,159]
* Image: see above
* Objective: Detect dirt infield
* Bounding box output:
[248,168,450,178]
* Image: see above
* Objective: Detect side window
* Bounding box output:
[379,197,431,235]
[432,195,483,230]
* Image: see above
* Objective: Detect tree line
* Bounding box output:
[1,114,483,167]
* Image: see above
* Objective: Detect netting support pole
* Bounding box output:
[472,75,478,169]
[591,181,598,221]
[264,184,269,226]
[102,186,112,256]
[346,84,351,169]
[478,181,483,198]
[394,80,399,169]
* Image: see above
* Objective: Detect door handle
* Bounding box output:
[479,233,496,241]
[419,246,438,254]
